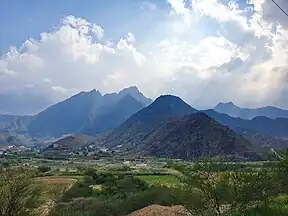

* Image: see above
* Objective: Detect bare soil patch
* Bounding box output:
[129,204,190,216]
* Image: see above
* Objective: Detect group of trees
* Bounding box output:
[177,161,287,216]
[1,151,288,216]
[0,168,42,216]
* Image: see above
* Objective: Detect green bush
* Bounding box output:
[38,165,51,173]
[52,186,181,216]
[61,182,95,202]
[51,198,109,216]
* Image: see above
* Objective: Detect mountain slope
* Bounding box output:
[0,114,21,124]
[3,116,33,134]
[0,114,32,131]
[0,131,30,147]
[235,128,288,149]
[83,94,145,135]
[139,113,261,161]
[214,102,288,119]
[27,87,151,138]
[28,90,103,137]
[116,86,152,106]
[101,95,198,149]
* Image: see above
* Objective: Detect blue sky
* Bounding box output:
[0,0,254,53]
[0,0,170,53]
[0,0,287,114]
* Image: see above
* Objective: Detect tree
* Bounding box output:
[221,169,278,214]
[177,160,279,216]
[276,150,288,193]
[178,161,229,216]
[38,165,51,173]
[0,168,43,216]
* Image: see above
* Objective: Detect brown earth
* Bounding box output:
[129,204,190,216]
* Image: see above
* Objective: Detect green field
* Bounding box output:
[136,175,181,186]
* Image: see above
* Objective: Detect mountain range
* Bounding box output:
[214,102,288,119]
[75,95,262,161]
[1,87,288,160]
[0,86,151,140]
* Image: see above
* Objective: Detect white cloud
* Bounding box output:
[0,0,288,114]
[250,0,288,27]
[192,0,245,22]
[168,0,194,26]
[168,0,189,15]
[126,32,136,43]
[91,24,104,39]
[162,0,288,108]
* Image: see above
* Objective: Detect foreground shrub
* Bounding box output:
[0,168,42,216]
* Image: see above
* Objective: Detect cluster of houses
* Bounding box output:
[0,145,28,156]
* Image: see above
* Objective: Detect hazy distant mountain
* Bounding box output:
[27,87,151,138]
[101,95,198,149]
[214,102,288,119]
[0,114,30,128]
[139,113,261,161]
[0,114,33,142]
[0,114,19,131]
[0,114,33,147]
[0,114,21,124]
[204,109,288,138]
[0,92,53,115]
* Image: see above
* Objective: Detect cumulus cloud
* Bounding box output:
[0,0,288,114]
[164,0,288,108]
[0,16,151,114]
[251,0,288,27]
